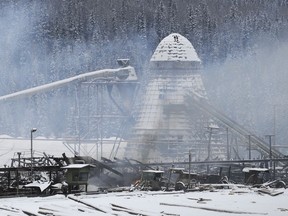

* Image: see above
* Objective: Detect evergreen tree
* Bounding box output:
[167,0,178,33]
[154,0,167,40]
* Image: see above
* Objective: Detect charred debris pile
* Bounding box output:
[0,153,288,197]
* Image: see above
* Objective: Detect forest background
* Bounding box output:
[0,0,288,147]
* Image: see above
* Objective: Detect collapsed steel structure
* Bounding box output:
[1,152,288,196]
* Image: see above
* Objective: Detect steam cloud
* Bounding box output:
[204,38,288,149]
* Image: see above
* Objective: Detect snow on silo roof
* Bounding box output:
[150,33,201,62]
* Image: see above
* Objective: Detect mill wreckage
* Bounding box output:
[0,33,288,196]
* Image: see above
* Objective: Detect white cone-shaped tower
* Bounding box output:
[150,33,201,66]
[125,33,222,162]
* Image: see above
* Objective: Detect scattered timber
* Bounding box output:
[68,195,107,213]
[111,203,157,216]
[257,188,284,196]
[22,209,41,216]
[160,202,268,215]
[0,206,19,213]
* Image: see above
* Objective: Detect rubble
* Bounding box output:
[0,152,288,197]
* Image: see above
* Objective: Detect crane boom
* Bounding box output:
[0,66,137,102]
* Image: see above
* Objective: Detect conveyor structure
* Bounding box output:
[185,93,284,158]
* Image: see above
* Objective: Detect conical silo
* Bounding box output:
[125,33,224,163]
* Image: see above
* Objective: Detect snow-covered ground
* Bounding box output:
[0,187,287,216]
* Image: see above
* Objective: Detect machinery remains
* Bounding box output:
[0,152,288,197]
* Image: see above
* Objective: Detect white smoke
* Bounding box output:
[203,37,288,151]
